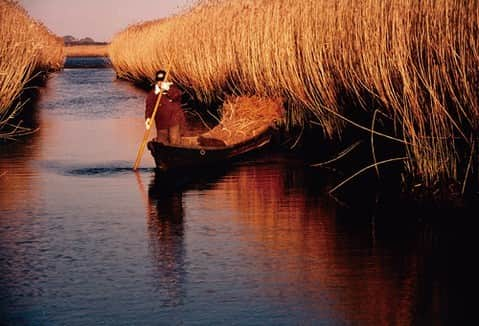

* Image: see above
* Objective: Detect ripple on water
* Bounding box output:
[38,160,152,177]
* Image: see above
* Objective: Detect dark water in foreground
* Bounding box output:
[1,58,478,325]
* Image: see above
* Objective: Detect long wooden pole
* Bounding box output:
[133,68,171,171]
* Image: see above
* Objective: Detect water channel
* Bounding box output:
[0,58,477,325]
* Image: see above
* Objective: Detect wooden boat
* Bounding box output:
[147,96,283,172]
[147,126,275,171]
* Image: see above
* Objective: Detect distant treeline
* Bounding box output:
[63,35,108,46]
[62,35,110,58]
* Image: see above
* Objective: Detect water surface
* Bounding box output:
[0,58,477,325]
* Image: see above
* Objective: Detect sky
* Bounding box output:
[18,0,195,42]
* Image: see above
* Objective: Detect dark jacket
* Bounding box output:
[145,84,185,130]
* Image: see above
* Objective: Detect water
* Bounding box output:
[1,58,478,325]
[64,57,112,69]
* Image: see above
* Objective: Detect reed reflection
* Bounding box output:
[0,106,44,317]
[0,102,42,214]
[204,162,421,324]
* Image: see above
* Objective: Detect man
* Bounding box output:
[145,70,186,144]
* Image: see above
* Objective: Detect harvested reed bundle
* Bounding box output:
[200,96,283,145]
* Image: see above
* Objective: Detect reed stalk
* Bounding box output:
[109,0,479,191]
[0,0,64,138]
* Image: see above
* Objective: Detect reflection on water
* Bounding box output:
[0,58,477,325]
[144,162,477,325]
[147,179,186,307]
[64,57,112,69]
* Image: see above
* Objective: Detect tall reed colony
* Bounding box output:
[109,0,479,193]
[0,0,64,138]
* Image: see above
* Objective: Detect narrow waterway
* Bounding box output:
[0,58,477,325]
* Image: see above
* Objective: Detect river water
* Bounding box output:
[0,58,477,325]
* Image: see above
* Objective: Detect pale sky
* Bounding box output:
[18,0,196,42]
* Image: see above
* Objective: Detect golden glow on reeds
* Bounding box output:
[109,0,479,188]
[63,44,110,57]
[0,0,64,137]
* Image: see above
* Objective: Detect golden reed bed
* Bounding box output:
[0,0,64,138]
[63,44,109,57]
[109,0,479,194]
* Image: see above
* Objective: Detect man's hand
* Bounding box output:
[160,82,172,91]
[145,118,152,130]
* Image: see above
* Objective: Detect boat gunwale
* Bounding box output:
[148,126,274,152]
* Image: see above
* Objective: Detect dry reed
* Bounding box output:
[0,0,64,138]
[200,96,283,145]
[63,44,109,57]
[109,0,479,191]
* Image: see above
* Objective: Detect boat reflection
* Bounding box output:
[144,168,228,307]
[146,186,186,307]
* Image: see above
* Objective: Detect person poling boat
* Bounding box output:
[145,69,186,144]
[132,68,186,171]
[146,96,285,172]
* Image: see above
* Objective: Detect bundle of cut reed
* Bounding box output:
[200,96,283,146]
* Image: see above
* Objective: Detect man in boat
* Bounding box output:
[145,70,186,144]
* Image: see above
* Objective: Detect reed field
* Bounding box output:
[0,0,64,138]
[63,44,109,57]
[109,0,479,194]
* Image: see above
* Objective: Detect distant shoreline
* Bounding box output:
[63,43,110,57]
[64,41,109,46]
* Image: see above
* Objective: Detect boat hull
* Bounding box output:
[147,128,273,172]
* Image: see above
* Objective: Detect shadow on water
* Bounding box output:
[147,166,230,197]
[338,202,479,324]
